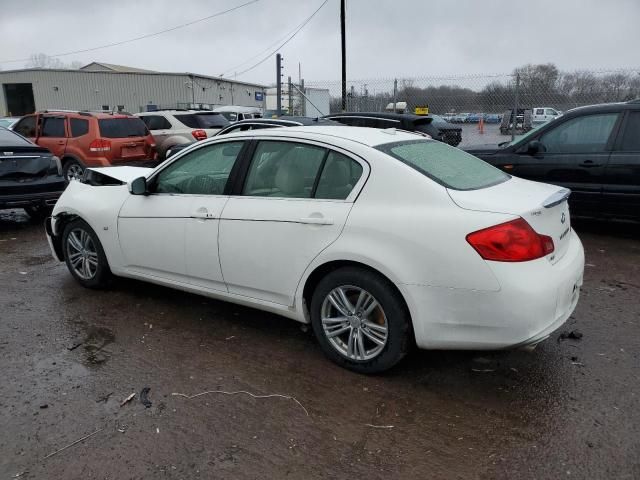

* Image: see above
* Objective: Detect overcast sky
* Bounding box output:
[1,0,638,84]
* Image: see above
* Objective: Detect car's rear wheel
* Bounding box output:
[63,159,85,183]
[62,219,112,288]
[310,267,411,374]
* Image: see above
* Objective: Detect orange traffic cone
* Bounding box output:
[478,116,484,134]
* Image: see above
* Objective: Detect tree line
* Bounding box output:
[329,63,640,114]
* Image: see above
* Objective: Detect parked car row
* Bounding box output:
[12,110,157,182]
[442,112,504,124]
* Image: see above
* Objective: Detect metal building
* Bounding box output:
[0,62,266,116]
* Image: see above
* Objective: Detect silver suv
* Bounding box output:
[135,110,229,159]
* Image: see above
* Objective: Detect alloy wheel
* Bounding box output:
[320,285,388,361]
[66,228,98,280]
[66,164,84,182]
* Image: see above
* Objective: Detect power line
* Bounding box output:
[0,0,260,65]
[229,0,329,78]
[221,1,327,76]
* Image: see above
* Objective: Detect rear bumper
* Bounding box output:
[0,189,64,209]
[400,230,585,350]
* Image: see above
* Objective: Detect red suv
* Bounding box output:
[13,110,157,182]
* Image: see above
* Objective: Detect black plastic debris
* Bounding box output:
[140,387,152,408]
[558,330,583,342]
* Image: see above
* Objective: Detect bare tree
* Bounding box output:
[25,53,83,69]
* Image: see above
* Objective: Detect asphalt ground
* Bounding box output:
[1,209,638,479]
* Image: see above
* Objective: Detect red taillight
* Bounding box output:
[89,138,111,152]
[466,217,554,262]
[192,129,207,141]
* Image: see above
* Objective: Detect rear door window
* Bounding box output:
[98,118,148,138]
[315,151,363,200]
[243,141,326,198]
[41,117,66,137]
[140,115,171,130]
[13,116,37,137]
[70,118,89,137]
[619,111,640,152]
[376,139,509,190]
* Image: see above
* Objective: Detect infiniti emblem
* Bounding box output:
[561,212,566,224]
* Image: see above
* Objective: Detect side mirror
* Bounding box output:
[527,140,544,155]
[129,176,147,195]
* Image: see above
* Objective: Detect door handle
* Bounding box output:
[580,160,600,168]
[57,140,65,145]
[300,217,334,225]
[192,207,216,219]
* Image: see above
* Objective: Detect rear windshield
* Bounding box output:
[174,113,229,129]
[98,118,148,138]
[0,127,33,146]
[376,139,509,191]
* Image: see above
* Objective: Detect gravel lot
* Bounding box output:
[1,209,638,479]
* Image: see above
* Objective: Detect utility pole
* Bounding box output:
[511,72,520,141]
[288,76,293,115]
[276,53,283,116]
[189,73,195,106]
[340,0,346,112]
[393,78,398,113]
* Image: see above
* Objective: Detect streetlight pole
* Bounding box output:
[340,0,346,112]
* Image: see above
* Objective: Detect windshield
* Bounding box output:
[376,139,509,190]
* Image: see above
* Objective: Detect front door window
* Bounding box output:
[540,113,618,153]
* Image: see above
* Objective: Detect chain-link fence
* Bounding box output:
[304,67,640,147]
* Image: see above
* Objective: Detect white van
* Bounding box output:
[532,107,562,124]
[213,106,263,122]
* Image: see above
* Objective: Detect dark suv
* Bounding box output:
[464,100,640,221]
[0,127,65,219]
[323,112,462,146]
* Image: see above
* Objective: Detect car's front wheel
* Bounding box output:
[62,218,112,288]
[310,267,412,374]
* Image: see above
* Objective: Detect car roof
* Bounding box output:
[219,125,423,147]
[36,110,136,119]
[325,111,436,122]
[213,106,261,113]
[565,100,640,116]
[230,116,340,126]
[138,110,223,115]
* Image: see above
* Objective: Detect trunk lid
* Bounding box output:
[448,177,572,263]
[0,151,52,182]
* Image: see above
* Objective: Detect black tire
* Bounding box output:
[62,159,85,183]
[310,267,411,374]
[62,218,112,288]
[24,205,53,221]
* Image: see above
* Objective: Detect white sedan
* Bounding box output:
[45,126,584,373]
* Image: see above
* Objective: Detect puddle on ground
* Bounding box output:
[81,326,115,366]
